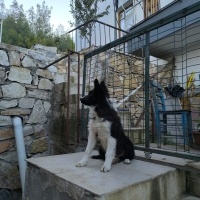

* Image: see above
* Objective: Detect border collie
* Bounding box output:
[76,79,135,172]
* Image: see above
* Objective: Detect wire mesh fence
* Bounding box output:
[80,9,200,160]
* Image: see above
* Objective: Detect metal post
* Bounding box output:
[66,50,71,143]
[77,53,80,143]
[79,56,87,139]
[144,32,150,151]
[0,19,3,42]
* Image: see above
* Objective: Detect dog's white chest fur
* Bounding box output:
[88,107,111,150]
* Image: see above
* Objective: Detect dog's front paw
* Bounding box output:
[101,164,111,172]
[124,159,131,164]
[76,160,87,167]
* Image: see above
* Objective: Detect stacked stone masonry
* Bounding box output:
[0,42,170,191]
[0,43,68,190]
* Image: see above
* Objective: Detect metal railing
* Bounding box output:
[81,0,200,161]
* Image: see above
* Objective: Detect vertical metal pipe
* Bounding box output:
[0,19,3,43]
[113,0,117,40]
[80,56,87,139]
[66,50,71,143]
[145,32,150,149]
[77,53,80,143]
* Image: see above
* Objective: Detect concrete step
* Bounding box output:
[179,194,200,200]
[24,151,187,200]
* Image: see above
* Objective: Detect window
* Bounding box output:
[144,0,160,18]
[119,5,134,30]
[117,0,160,31]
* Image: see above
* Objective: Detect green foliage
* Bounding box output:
[2,15,33,48]
[55,33,75,52]
[69,0,110,42]
[1,0,74,52]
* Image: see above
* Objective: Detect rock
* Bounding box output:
[24,136,34,147]
[21,115,29,124]
[52,73,67,84]
[0,50,9,66]
[0,150,18,163]
[43,101,51,114]
[48,65,57,73]
[36,69,53,79]
[2,83,26,98]
[8,51,21,66]
[46,52,58,62]
[29,137,48,153]
[27,89,50,100]
[21,55,37,68]
[0,99,18,109]
[38,78,54,90]
[37,62,46,68]
[0,87,2,98]
[0,116,12,126]
[33,74,39,85]
[25,84,37,89]
[33,125,46,138]
[27,100,47,124]
[1,108,31,115]
[0,128,14,140]
[0,160,21,189]
[23,125,34,136]
[0,68,6,84]
[0,188,22,200]
[0,140,14,153]
[32,44,57,54]
[8,66,32,84]
[28,49,47,62]
[19,98,35,108]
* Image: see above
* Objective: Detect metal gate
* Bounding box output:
[80,1,200,160]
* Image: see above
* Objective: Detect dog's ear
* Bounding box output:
[94,79,100,88]
[100,81,109,98]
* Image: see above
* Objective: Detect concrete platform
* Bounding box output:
[24,151,188,200]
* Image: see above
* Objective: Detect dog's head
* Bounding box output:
[80,79,109,106]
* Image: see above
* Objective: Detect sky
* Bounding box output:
[4,0,74,31]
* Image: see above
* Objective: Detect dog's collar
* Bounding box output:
[89,116,96,120]
[89,116,106,122]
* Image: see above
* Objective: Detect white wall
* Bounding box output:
[76,0,116,51]
[160,0,174,9]
[75,0,175,51]
[122,0,174,30]
[175,43,200,87]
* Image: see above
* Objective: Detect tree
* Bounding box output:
[2,0,75,52]
[27,1,52,36]
[0,0,5,13]
[69,0,110,43]
[2,1,33,48]
[55,24,66,36]
[56,33,75,52]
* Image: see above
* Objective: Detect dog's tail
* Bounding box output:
[91,154,105,160]
[91,147,105,160]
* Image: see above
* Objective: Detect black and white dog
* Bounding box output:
[76,79,135,172]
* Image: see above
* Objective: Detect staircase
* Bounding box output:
[118,108,144,144]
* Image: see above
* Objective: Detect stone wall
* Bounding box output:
[84,50,168,128]
[0,43,65,190]
[0,42,171,191]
